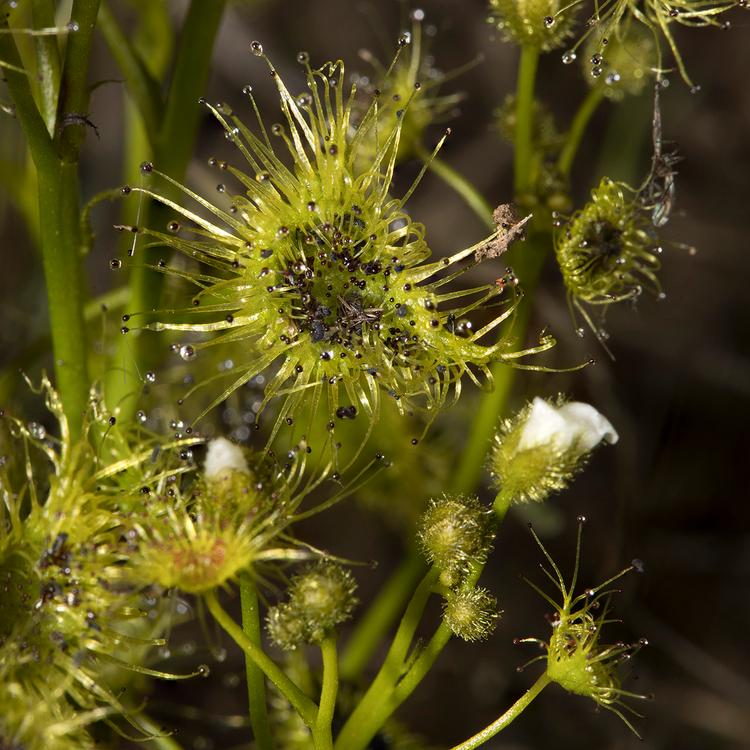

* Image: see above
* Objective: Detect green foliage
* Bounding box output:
[3,0,736,746]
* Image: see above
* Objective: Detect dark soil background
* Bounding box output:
[1,1,749,749]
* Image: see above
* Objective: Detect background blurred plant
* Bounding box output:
[1,1,749,749]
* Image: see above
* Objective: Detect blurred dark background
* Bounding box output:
[1,1,749,748]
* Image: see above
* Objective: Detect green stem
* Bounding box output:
[415,146,494,231]
[339,549,426,682]
[55,0,101,164]
[205,590,317,728]
[557,87,605,178]
[314,637,339,750]
[450,674,551,750]
[0,13,91,441]
[334,568,439,750]
[336,485,517,750]
[451,229,548,495]
[513,45,540,198]
[97,1,162,137]
[105,0,227,420]
[239,574,274,750]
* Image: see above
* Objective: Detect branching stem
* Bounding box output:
[205,590,317,728]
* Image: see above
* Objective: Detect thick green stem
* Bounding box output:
[557,87,605,178]
[513,46,540,198]
[105,0,227,419]
[314,637,339,750]
[450,675,551,750]
[205,590,317,728]
[239,575,274,750]
[415,146,494,231]
[339,549,425,682]
[0,12,93,440]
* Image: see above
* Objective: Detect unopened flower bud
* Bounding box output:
[418,494,493,587]
[490,397,617,512]
[488,0,578,52]
[443,587,500,642]
[266,601,309,652]
[266,561,358,649]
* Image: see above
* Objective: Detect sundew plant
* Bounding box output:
[0,1,746,748]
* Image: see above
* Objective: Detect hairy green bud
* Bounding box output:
[443,587,500,642]
[418,494,493,587]
[266,561,358,649]
[488,0,579,52]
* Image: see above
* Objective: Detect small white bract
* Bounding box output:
[518,398,618,453]
[204,437,250,480]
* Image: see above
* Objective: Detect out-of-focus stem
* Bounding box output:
[415,146,494,231]
[558,87,605,178]
[513,45,540,198]
[105,0,227,420]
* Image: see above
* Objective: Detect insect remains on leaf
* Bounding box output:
[476,204,532,261]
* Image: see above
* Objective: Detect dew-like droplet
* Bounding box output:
[28,422,46,440]
[110,259,122,269]
[67,21,79,32]
[296,51,309,64]
[250,40,263,56]
[140,161,153,174]
[136,410,147,424]
[543,15,555,28]
[145,371,156,384]
[197,664,210,677]
[179,344,196,361]
[561,50,576,64]
[398,31,412,46]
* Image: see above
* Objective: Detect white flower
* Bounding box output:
[204,437,250,480]
[518,398,618,454]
